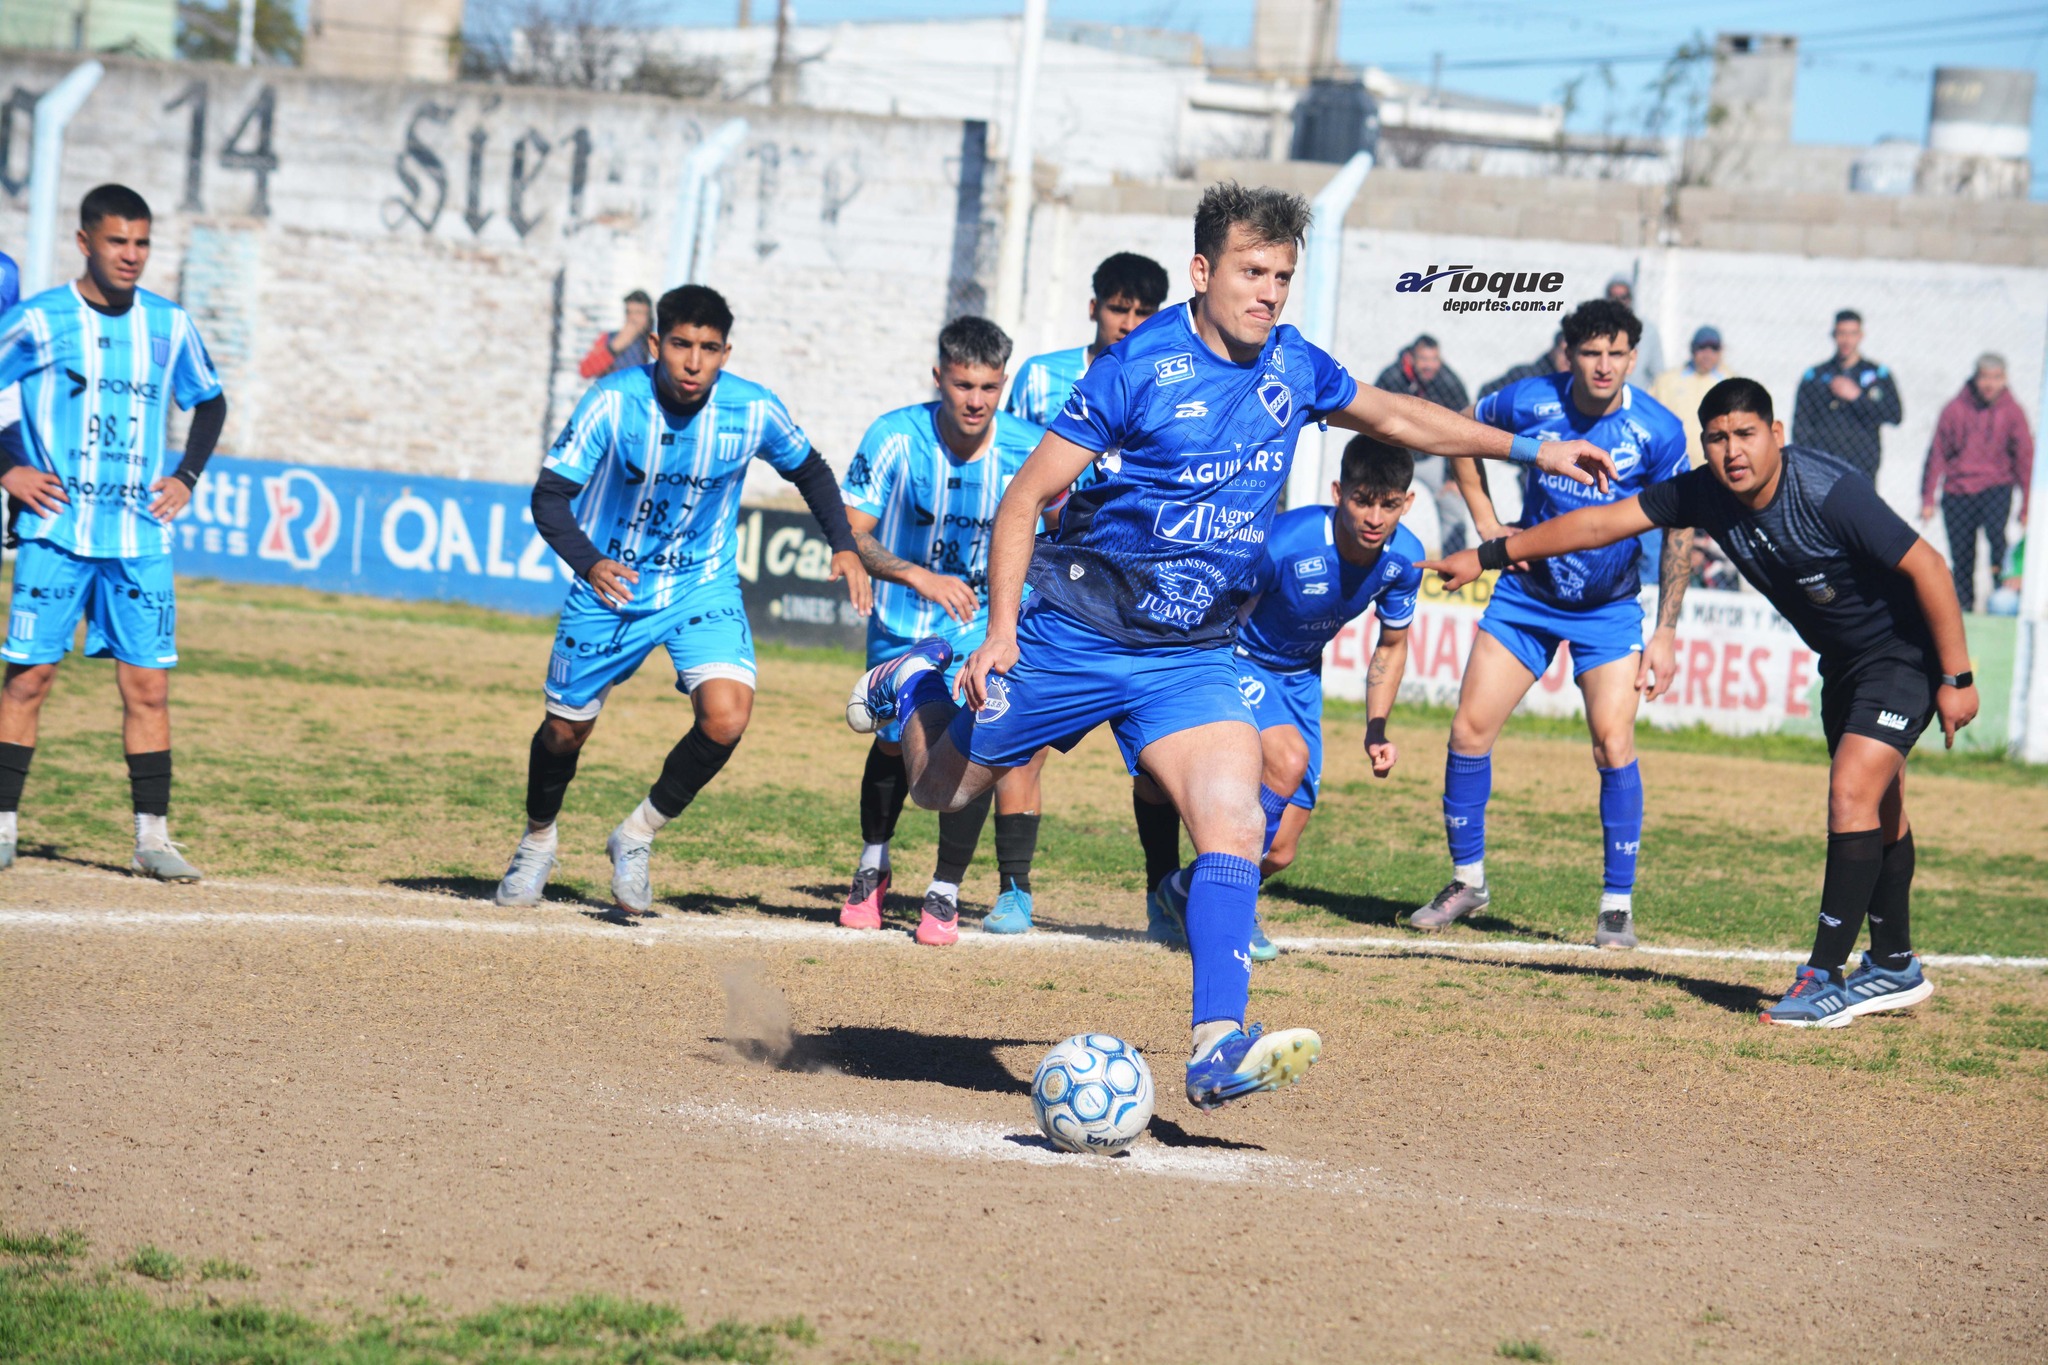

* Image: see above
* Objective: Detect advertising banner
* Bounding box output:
[165,455,866,649]
[1321,571,2015,754]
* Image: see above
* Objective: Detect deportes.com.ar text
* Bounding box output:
[1441,298,1565,314]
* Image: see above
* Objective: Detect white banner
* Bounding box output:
[1321,575,1823,736]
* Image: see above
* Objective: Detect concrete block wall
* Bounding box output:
[0,52,991,487]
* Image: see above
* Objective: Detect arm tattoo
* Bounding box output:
[1657,526,1694,630]
[854,529,923,585]
[1367,651,1391,689]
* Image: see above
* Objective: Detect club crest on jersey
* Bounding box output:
[1258,379,1291,426]
[256,469,342,571]
[1154,353,1194,386]
[1800,573,1836,605]
[975,675,1012,723]
[150,335,169,366]
[716,431,746,462]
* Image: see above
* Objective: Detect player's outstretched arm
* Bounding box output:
[1896,538,1978,747]
[1364,624,1410,778]
[1331,385,1616,491]
[958,432,1097,711]
[1421,496,1654,592]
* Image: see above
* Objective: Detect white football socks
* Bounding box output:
[1190,1018,1237,1062]
[1454,860,1486,889]
[1600,890,1633,915]
[521,820,558,852]
[0,811,15,843]
[619,798,668,844]
[859,841,889,873]
[134,813,170,852]
[926,879,959,904]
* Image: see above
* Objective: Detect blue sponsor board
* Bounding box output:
[165,455,865,648]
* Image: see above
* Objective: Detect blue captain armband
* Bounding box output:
[1509,434,1541,464]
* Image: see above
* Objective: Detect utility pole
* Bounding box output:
[737,0,751,28]
[991,0,1047,333]
[235,0,257,65]
[769,0,795,105]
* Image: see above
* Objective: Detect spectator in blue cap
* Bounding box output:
[1652,325,1734,467]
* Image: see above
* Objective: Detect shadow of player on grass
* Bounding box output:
[1261,879,1567,941]
[1320,946,1769,1017]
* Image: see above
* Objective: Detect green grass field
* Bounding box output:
[11,575,2048,957]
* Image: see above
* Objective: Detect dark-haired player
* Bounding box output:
[0,185,227,880]
[1415,297,1691,949]
[495,284,870,914]
[1152,434,1423,936]
[838,317,1047,945]
[842,182,1616,1111]
[1003,252,1169,428]
[1423,378,1976,1026]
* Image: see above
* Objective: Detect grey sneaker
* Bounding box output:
[1595,909,1638,950]
[132,843,202,883]
[605,824,653,915]
[494,839,558,907]
[1146,868,1189,948]
[0,837,14,871]
[1410,879,1487,930]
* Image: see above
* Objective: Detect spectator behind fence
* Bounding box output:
[1478,329,1567,401]
[1604,275,1663,381]
[1650,326,1734,468]
[1375,335,1473,551]
[1921,353,2033,612]
[578,289,657,380]
[1793,309,1902,480]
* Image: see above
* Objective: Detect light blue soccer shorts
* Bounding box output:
[3,540,179,669]
[543,578,755,720]
[1235,653,1322,809]
[1477,574,1644,681]
[868,620,979,745]
[954,604,1256,774]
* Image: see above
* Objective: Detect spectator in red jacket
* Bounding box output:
[578,290,656,380]
[1921,353,2034,611]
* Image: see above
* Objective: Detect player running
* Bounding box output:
[1422,378,1976,1027]
[1003,252,1169,427]
[839,317,1048,944]
[1151,434,1423,945]
[0,185,228,881]
[495,284,870,914]
[1415,297,1692,949]
[842,183,1616,1110]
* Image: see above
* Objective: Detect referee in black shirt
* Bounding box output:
[1422,378,1978,1028]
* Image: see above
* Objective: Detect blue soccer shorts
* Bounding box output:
[543,579,755,720]
[954,604,1256,774]
[1236,654,1323,809]
[3,540,178,669]
[1477,575,1644,681]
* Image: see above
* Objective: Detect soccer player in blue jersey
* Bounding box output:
[1424,379,1977,1027]
[1003,253,1169,428]
[838,317,1049,945]
[1413,297,1692,949]
[843,183,1616,1111]
[0,185,228,880]
[495,284,870,915]
[1152,434,1424,950]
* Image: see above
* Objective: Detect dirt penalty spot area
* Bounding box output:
[6,877,2048,1363]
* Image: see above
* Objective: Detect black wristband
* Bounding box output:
[173,467,200,489]
[1942,671,1973,689]
[1478,537,1511,573]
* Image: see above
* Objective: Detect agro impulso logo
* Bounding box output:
[1395,263,1566,314]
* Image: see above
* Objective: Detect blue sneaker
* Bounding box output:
[845,639,954,734]
[1843,952,1932,1018]
[1147,869,1188,948]
[1184,1023,1322,1111]
[1248,915,1278,962]
[983,882,1033,934]
[1761,965,1855,1028]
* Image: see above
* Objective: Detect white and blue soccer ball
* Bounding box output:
[1031,1033,1154,1155]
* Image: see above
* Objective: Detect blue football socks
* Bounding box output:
[1598,760,1643,895]
[1258,785,1288,858]
[1443,749,1491,868]
[1186,851,1259,1027]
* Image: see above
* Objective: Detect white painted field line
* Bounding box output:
[1,899,2043,972]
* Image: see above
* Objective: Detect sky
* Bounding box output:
[666,0,2048,198]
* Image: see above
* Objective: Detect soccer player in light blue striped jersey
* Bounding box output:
[844,183,1618,1112]
[838,318,1048,944]
[1003,253,1169,428]
[496,285,871,916]
[0,186,228,881]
